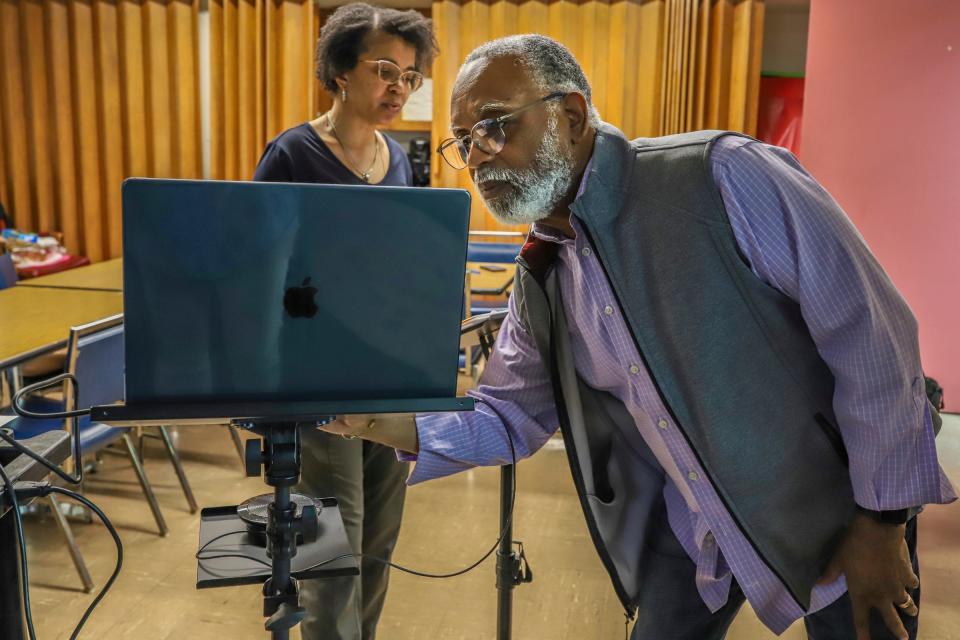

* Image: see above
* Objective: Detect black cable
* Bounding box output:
[348,425,518,580]
[195,529,250,556]
[0,464,39,640]
[46,487,123,640]
[196,553,272,568]
[4,372,85,488]
[2,374,122,640]
[302,552,355,571]
[0,427,82,486]
[12,373,91,420]
[0,480,123,640]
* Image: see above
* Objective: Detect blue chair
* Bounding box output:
[6,315,197,590]
[0,253,16,289]
[466,233,523,316]
[461,234,522,373]
[466,241,523,264]
[1,254,20,403]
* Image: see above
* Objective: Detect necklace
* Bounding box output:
[326,113,380,183]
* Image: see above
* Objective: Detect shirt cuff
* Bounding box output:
[849,385,957,510]
[401,413,475,485]
[396,449,417,463]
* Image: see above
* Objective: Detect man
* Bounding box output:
[323,35,955,640]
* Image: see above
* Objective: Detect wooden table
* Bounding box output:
[0,286,124,368]
[13,257,512,296]
[15,258,123,292]
[466,261,516,295]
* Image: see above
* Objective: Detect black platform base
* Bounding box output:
[196,498,358,589]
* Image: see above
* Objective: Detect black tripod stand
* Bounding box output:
[496,463,533,639]
[463,310,533,640]
[241,422,323,639]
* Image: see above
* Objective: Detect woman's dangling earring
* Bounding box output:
[341,88,347,102]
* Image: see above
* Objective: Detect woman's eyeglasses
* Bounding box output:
[436,92,566,170]
[360,59,424,93]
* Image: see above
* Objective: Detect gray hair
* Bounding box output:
[462,34,600,127]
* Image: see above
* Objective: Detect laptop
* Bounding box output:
[92,178,475,425]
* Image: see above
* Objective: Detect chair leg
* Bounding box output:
[2,366,23,406]
[122,433,169,536]
[157,426,198,514]
[228,425,245,469]
[47,493,94,593]
[8,366,23,396]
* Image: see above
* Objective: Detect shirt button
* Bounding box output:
[581,247,592,257]
[603,305,614,315]
[629,364,640,375]
[657,419,669,429]
[688,471,700,482]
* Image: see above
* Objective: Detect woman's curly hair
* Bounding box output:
[316,3,439,93]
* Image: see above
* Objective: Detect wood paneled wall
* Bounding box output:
[0,0,763,254]
[659,0,765,133]
[429,0,765,233]
[0,0,202,261]
[207,0,320,181]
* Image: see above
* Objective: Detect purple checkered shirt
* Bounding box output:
[407,135,956,633]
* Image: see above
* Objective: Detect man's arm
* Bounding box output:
[322,413,419,453]
[320,293,561,484]
[712,136,953,511]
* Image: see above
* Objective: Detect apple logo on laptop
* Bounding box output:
[284,277,319,318]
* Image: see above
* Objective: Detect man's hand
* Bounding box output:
[817,513,919,640]
[318,415,375,439]
[317,414,419,454]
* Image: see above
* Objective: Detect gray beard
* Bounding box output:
[474,114,576,226]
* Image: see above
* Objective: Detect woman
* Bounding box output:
[253,5,438,639]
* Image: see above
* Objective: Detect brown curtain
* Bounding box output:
[660,0,765,134]
[429,0,765,233]
[0,0,763,252]
[0,0,202,261]
[207,0,320,181]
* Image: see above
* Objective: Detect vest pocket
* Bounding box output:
[814,413,849,466]
[593,441,616,504]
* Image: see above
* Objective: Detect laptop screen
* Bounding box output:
[121,179,471,408]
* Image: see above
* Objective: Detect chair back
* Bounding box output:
[466,242,523,264]
[64,314,125,414]
[0,253,17,289]
[460,310,508,361]
[4,315,124,470]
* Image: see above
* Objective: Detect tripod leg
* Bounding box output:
[496,464,514,640]
[263,480,305,638]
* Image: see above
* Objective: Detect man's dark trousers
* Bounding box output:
[630,517,920,640]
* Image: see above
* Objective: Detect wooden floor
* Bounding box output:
[24,412,960,639]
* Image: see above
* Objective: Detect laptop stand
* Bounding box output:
[199,420,343,639]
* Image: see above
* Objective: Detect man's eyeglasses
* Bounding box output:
[360,59,424,93]
[436,92,566,170]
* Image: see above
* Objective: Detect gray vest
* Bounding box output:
[513,124,855,614]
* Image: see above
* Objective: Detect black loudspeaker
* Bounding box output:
[237,493,323,547]
[408,137,431,187]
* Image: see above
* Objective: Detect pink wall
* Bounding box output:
[802,0,960,404]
